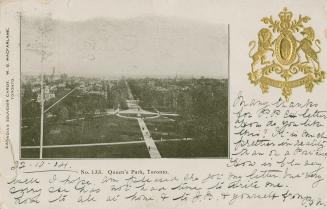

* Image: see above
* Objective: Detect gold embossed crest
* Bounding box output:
[248,7,325,101]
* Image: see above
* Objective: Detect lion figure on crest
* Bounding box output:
[249,28,274,70]
[297,27,321,69]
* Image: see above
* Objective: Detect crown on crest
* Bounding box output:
[279,7,292,28]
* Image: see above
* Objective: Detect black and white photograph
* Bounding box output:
[20,14,229,159]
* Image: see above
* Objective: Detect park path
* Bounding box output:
[137,118,161,158]
[124,80,161,158]
[125,80,135,100]
[21,140,146,149]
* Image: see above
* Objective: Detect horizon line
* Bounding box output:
[21,72,228,80]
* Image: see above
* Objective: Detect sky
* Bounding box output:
[19,0,230,79]
[21,15,228,79]
[19,0,234,23]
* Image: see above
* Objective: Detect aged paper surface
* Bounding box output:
[0,0,327,208]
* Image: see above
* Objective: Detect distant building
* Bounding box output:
[37,91,55,103]
[88,90,106,96]
[32,86,41,93]
[50,86,57,91]
[44,86,50,94]
[58,82,66,88]
[37,86,56,102]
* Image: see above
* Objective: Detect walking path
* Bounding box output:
[137,118,161,158]
[124,80,162,158]
[21,138,193,149]
[21,140,146,149]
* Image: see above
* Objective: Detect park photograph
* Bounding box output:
[20,14,229,159]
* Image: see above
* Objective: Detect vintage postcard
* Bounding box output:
[0,0,327,209]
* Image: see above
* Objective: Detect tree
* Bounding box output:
[57,106,69,122]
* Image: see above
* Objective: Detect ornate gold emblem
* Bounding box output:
[248,7,325,101]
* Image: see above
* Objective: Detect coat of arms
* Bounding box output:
[248,7,325,100]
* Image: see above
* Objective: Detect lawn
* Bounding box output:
[21,112,228,158]
[155,137,228,158]
[140,106,156,112]
[21,143,150,158]
[21,115,143,147]
[21,115,149,158]
[144,116,181,140]
[21,118,40,146]
[44,115,142,145]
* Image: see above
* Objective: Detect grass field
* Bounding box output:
[21,143,150,158]
[155,137,228,158]
[144,116,180,140]
[21,118,40,146]
[21,106,227,159]
[47,116,142,145]
[22,115,142,146]
[140,106,156,112]
[21,138,228,158]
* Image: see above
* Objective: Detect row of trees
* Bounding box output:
[128,78,228,141]
[128,79,179,111]
[178,79,228,141]
[107,80,129,109]
[49,92,107,121]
